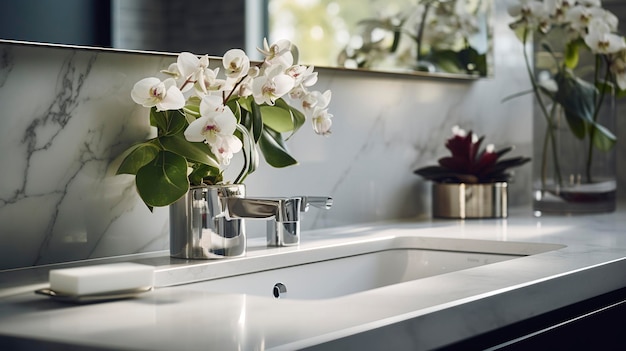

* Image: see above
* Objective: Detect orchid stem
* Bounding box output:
[416,2,432,62]
[585,55,610,183]
[522,28,562,188]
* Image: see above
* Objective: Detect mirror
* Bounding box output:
[0,0,493,79]
[267,0,493,78]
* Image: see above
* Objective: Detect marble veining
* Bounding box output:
[0,45,171,269]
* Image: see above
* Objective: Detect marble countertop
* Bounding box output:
[2,206,626,350]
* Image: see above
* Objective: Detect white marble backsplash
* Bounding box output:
[0,4,621,270]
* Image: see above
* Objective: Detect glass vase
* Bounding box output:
[531,31,617,215]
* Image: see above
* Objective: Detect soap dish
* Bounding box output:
[35,286,153,304]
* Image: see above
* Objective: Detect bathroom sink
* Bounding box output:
[172,233,565,300]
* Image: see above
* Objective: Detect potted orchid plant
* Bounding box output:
[414,126,530,218]
[507,0,625,214]
[117,39,332,211]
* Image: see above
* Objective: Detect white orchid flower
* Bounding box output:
[544,0,574,20]
[176,52,211,93]
[544,0,560,14]
[610,52,626,90]
[286,65,317,87]
[508,0,546,19]
[311,108,333,136]
[223,49,250,80]
[289,86,307,100]
[508,0,551,32]
[209,134,243,165]
[199,95,227,116]
[131,77,185,111]
[565,5,615,34]
[454,0,479,36]
[258,38,294,67]
[577,0,601,7]
[251,65,295,106]
[233,75,254,97]
[161,62,182,80]
[585,19,626,54]
[198,67,227,93]
[302,90,332,114]
[247,66,260,78]
[589,8,619,32]
[184,96,242,165]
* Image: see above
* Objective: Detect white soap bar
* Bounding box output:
[49,262,155,296]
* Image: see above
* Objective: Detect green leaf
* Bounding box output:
[226,98,242,123]
[150,108,188,136]
[564,112,588,139]
[260,105,297,133]
[236,96,253,112]
[258,127,298,168]
[564,39,581,69]
[116,142,160,175]
[591,124,617,151]
[555,71,598,139]
[234,124,259,183]
[159,134,220,168]
[276,98,306,136]
[250,100,263,142]
[188,164,222,186]
[427,50,464,74]
[183,96,202,124]
[136,151,189,207]
[149,107,165,130]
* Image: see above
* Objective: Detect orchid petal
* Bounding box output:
[223,49,250,80]
[184,116,210,142]
[177,52,200,79]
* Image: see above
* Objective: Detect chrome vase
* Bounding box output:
[432,182,507,219]
[169,184,246,259]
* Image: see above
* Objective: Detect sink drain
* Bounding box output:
[273,283,287,298]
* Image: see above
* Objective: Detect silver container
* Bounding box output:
[169,184,246,259]
[432,182,507,219]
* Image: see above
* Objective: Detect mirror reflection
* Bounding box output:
[268,0,493,77]
[0,0,492,78]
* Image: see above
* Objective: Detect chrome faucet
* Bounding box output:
[169,184,332,260]
[226,196,333,246]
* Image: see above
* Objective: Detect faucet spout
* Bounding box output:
[225,197,302,222]
[301,196,333,211]
[225,195,332,247]
[225,197,303,247]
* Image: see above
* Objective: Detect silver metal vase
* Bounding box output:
[169,184,246,259]
[432,182,507,219]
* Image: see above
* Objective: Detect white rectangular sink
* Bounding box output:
[173,234,565,300]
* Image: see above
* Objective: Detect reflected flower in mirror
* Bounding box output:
[337,0,490,76]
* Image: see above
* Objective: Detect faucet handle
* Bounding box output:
[267,196,332,247]
[300,196,333,212]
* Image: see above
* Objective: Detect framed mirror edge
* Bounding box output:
[0,38,487,83]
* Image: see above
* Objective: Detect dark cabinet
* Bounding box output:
[443,288,626,350]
